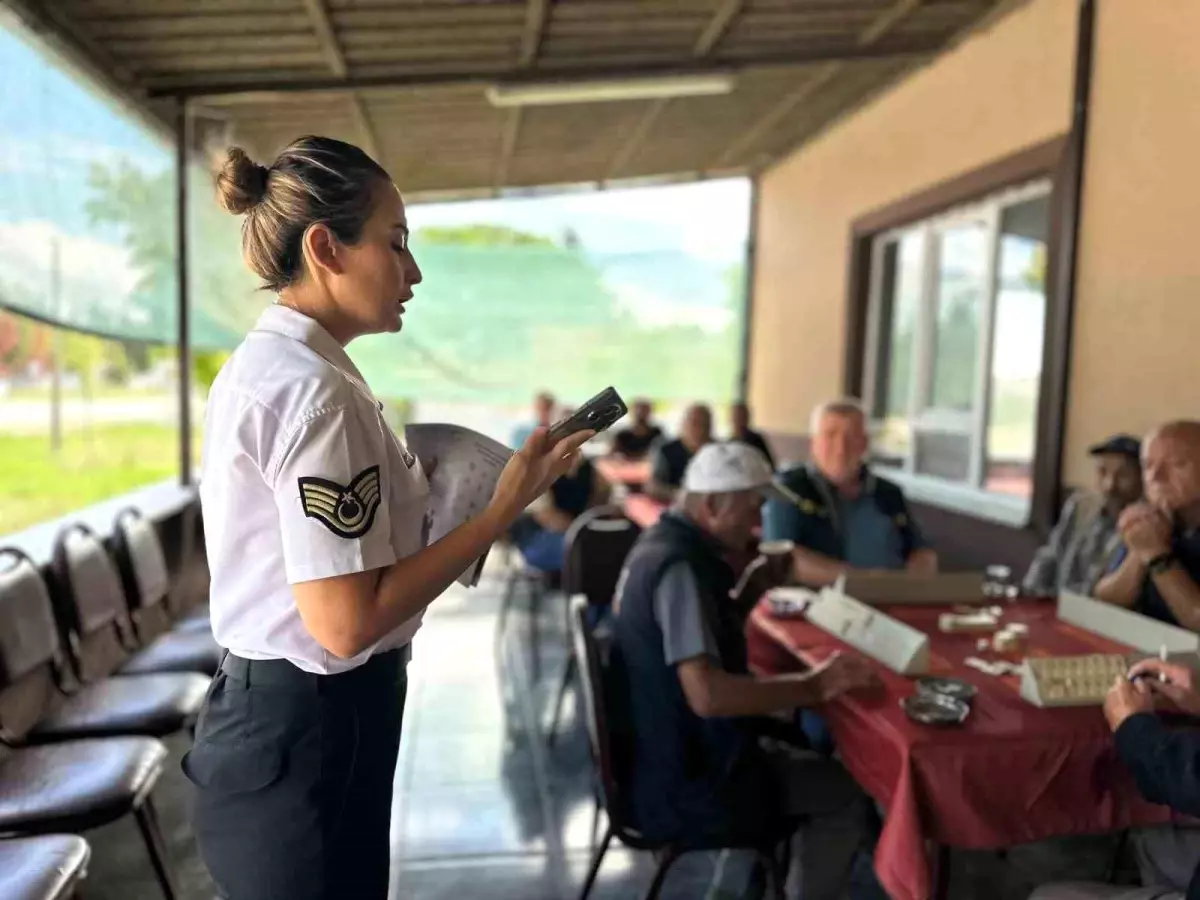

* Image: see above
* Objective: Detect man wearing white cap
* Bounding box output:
[610,442,882,900]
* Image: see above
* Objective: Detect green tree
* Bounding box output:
[416,224,556,248]
[193,349,230,395]
[60,331,104,397]
[84,160,263,350]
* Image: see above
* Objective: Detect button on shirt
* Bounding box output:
[200,304,430,674]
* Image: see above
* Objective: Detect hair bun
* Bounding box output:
[216,147,269,215]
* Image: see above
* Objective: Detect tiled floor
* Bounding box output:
[79,565,671,900]
[80,562,1127,900]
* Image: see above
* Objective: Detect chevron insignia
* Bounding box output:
[298,466,382,539]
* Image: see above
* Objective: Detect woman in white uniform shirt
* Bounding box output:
[184,136,590,900]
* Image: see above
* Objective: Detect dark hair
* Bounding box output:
[215,136,390,291]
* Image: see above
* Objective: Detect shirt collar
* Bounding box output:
[253,303,372,394]
[806,461,875,500]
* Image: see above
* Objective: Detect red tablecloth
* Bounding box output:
[747,600,1176,900]
[595,457,653,487]
[623,494,666,529]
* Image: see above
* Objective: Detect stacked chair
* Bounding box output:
[0,835,90,900]
[0,500,218,899]
[111,508,221,676]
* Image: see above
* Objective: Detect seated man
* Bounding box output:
[611,398,664,460]
[1094,421,1200,630]
[730,400,776,469]
[511,390,555,450]
[1023,434,1142,596]
[612,442,881,899]
[764,398,937,586]
[509,454,609,573]
[1030,656,1200,900]
[646,403,713,503]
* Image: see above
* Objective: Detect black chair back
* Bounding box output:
[563,506,641,610]
[172,499,210,617]
[0,548,70,742]
[571,595,647,846]
[51,523,133,684]
[112,507,172,641]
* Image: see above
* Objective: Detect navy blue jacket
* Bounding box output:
[764,464,920,563]
[1115,712,1200,899]
[610,513,781,842]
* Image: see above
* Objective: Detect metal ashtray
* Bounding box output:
[901,692,970,726]
[915,676,978,702]
[767,587,817,618]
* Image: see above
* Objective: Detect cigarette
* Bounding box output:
[1160,644,1169,682]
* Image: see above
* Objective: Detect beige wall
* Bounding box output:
[1063,0,1200,484]
[750,0,1076,436]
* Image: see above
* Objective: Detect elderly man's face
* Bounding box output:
[1144,428,1200,514]
[682,406,713,449]
[1094,454,1142,512]
[812,410,869,485]
[701,490,762,552]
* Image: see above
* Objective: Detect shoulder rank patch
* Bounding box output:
[298,466,382,539]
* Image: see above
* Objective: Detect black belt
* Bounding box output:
[220,644,410,690]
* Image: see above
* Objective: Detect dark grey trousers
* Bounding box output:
[183,648,407,900]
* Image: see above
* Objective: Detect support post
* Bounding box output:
[176,97,193,485]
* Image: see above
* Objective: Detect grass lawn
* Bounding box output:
[0,424,190,534]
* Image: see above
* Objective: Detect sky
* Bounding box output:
[408,178,752,265]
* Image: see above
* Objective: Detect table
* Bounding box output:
[595,457,653,488]
[623,494,666,529]
[747,600,1177,900]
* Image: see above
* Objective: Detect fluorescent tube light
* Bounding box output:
[486,73,735,108]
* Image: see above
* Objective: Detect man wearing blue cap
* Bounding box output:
[1023,434,1143,596]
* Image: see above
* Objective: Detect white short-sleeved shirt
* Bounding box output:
[199,303,430,674]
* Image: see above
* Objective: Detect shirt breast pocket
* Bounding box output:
[384,432,431,559]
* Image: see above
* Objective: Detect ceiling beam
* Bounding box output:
[299,0,347,78]
[495,0,551,191]
[297,0,381,161]
[712,0,930,168]
[146,42,941,99]
[693,0,745,57]
[603,0,744,184]
[350,96,383,163]
[518,0,549,68]
[493,107,524,192]
[604,97,670,182]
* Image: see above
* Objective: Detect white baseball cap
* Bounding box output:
[682,442,800,505]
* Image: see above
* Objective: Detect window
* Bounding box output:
[862,181,1050,525]
[0,311,182,534]
[1,12,183,537]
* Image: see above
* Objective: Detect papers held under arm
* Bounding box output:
[404,423,512,588]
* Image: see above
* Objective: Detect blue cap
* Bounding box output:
[1088,434,1141,461]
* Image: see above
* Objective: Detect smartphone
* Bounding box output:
[547,387,628,443]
